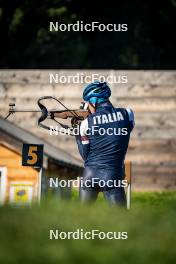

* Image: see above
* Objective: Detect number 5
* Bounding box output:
[27,146,38,165]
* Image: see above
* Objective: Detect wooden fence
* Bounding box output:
[0,70,176,190]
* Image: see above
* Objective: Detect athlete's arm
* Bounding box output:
[126,108,135,130]
[75,118,90,161]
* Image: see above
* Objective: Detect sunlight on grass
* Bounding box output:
[0,192,176,264]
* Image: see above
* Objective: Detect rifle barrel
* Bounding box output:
[10,110,41,113]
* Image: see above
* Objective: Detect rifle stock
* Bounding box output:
[52,109,89,119]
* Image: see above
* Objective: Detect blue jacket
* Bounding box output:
[76,102,134,173]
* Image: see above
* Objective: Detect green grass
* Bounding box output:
[0,192,176,264]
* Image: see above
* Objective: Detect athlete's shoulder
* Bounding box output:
[114,107,135,125]
[125,108,135,121]
[125,108,135,128]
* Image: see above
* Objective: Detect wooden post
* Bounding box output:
[37,168,42,203]
[124,161,132,210]
[22,143,44,205]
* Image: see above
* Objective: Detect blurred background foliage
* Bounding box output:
[0,0,175,69]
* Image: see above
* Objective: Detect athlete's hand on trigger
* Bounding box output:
[71,101,88,128]
[71,117,81,128]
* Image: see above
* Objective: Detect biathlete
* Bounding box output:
[74,81,134,206]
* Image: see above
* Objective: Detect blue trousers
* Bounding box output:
[79,166,126,206]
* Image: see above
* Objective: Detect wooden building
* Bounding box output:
[0,118,82,205]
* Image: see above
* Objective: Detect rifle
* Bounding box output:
[4,96,89,134]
